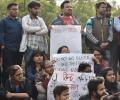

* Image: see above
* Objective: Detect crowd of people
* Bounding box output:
[0,0,120,100]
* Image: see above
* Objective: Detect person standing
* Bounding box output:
[113,15,120,75]
[52,0,79,25]
[20,1,48,67]
[105,3,119,75]
[84,2,113,63]
[0,3,23,85]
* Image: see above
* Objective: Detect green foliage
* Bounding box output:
[0,0,120,26]
[72,0,96,26]
[39,0,59,25]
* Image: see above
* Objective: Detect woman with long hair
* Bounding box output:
[26,50,45,83]
[102,67,120,100]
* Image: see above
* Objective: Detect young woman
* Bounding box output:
[102,67,120,100]
[35,60,54,100]
[26,50,45,99]
[26,50,45,83]
[57,46,70,54]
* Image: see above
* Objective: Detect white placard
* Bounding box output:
[50,25,82,56]
[52,53,94,72]
[47,71,95,100]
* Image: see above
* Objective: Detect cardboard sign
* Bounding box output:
[50,25,82,56]
[52,53,94,72]
[47,71,95,100]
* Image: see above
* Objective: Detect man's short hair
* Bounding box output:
[28,1,41,9]
[60,0,70,9]
[78,63,91,72]
[106,3,112,9]
[95,2,106,9]
[53,85,69,98]
[7,3,18,10]
[88,77,104,96]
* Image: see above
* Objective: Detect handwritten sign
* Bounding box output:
[52,53,94,72]
[47,71,95,100]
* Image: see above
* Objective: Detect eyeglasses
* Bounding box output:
[15,73,23,76]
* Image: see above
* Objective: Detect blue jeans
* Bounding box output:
[24,47,34,68]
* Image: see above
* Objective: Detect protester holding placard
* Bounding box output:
[52,0,79,25]
[50,0,81,55]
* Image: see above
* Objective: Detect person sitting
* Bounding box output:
[101,67,120,100]
[93,48,109,69]
[26,50,45,83]
[79,77,108,100]
[53,85,69,100]
[35,60,54,100]
[78,63,92,73]
[57,46,70,54]
[93,48,108,76]
[5,65,33,100]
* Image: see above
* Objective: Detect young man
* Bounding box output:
[105,3,112,18]
[0,3,23,85]
[79,77,108,100]
[84,2,113,63]
[53,85,69,100]
[20,1,48,67]
[52,0,79,25]
[105,3,119,75]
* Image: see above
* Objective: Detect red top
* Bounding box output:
[61,16,74,25]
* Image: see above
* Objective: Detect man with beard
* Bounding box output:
[52,0,79,25]
[105,3,112,18]
[79,77,108,100]
[84,2,113,65]
[20,1,48,68]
